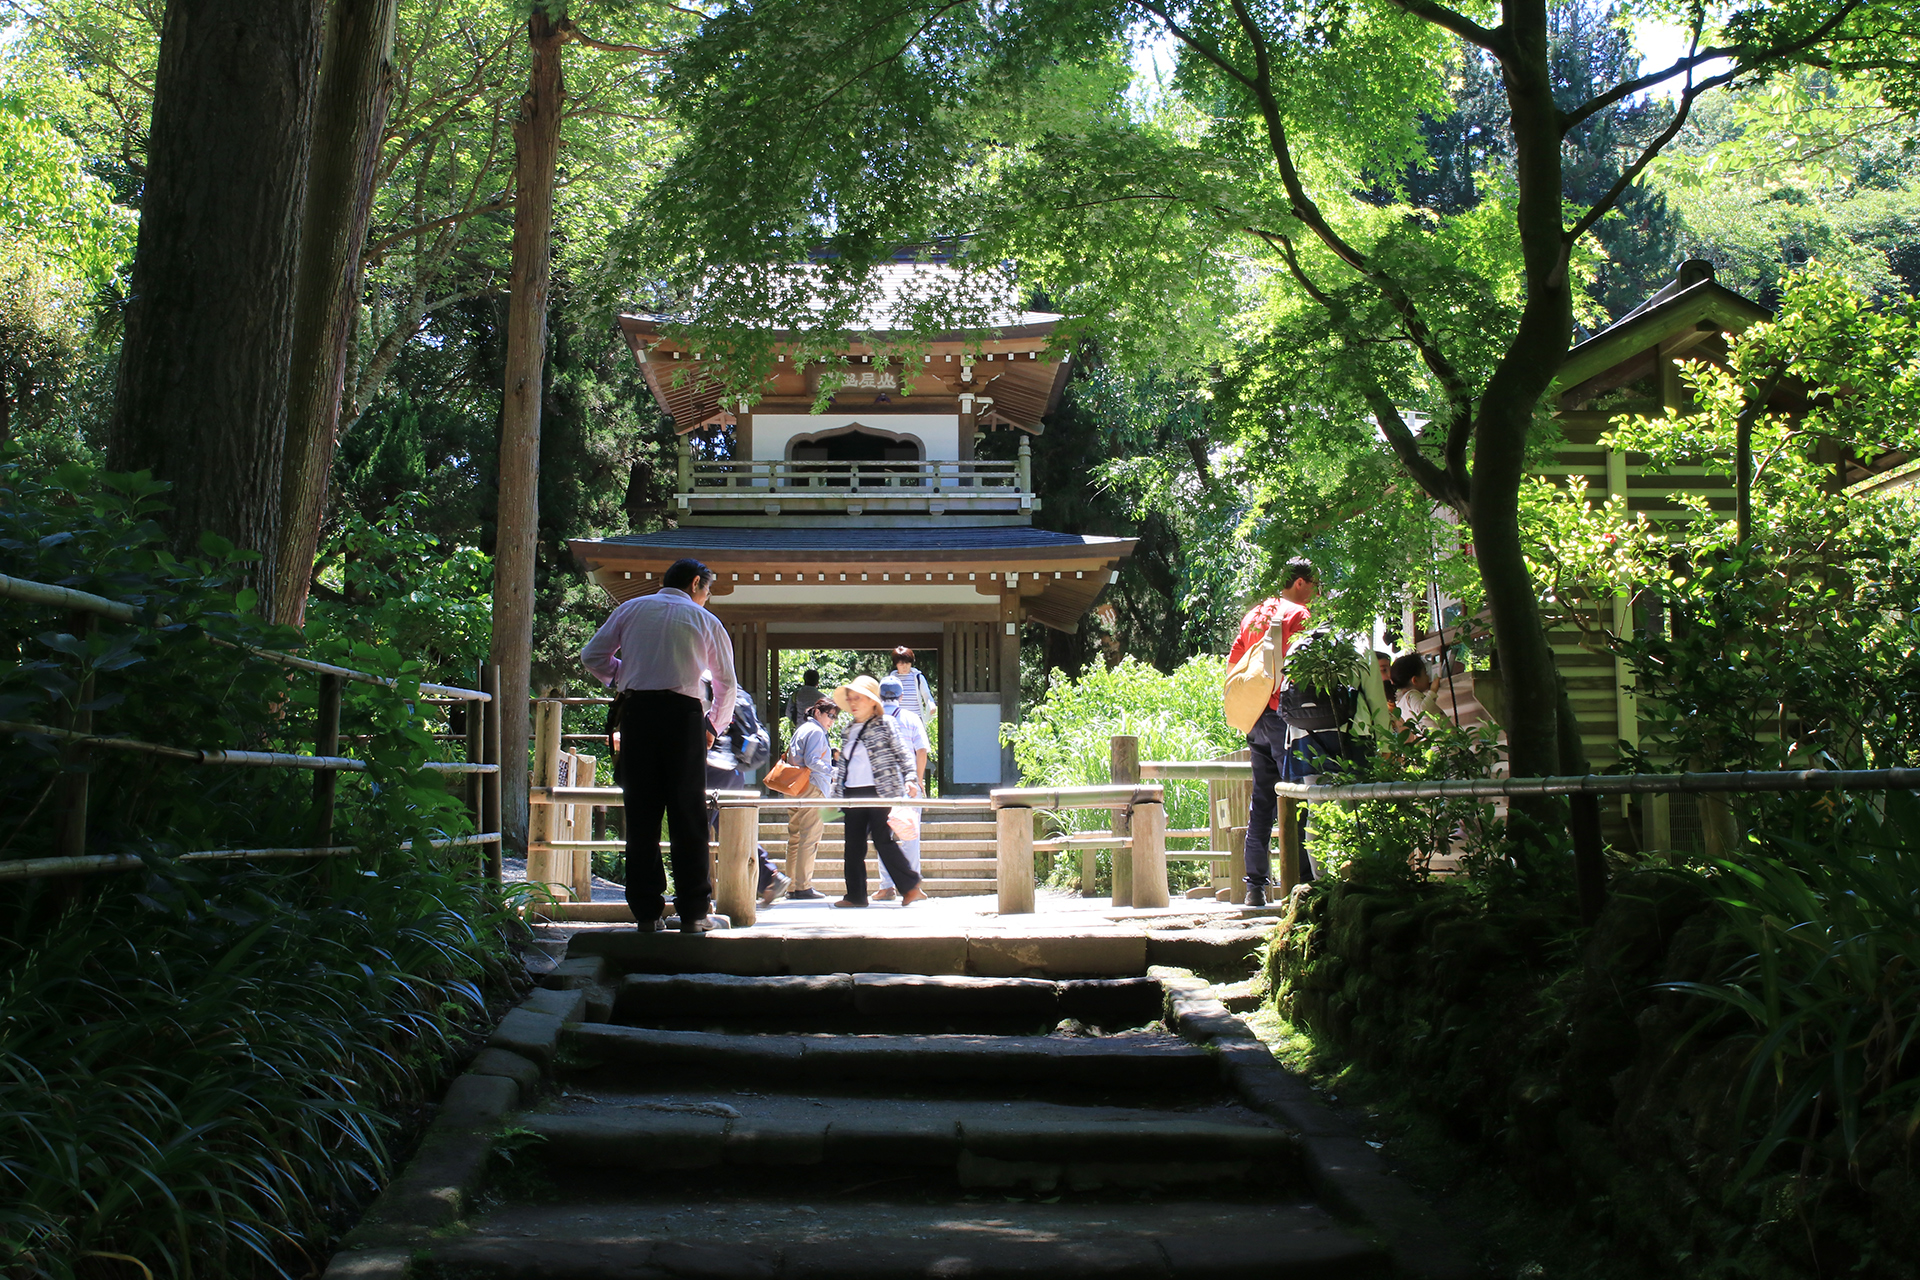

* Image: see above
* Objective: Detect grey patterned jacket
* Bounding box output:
[832,712,911,798]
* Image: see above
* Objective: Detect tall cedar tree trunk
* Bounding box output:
[274,0,398,628]
[492,10,565,853]
[108,0,325,605]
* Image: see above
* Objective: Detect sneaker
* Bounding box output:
[1245,886,1268,908]
[760,871,792,906]
[786,887,825,900]
[678,915,717,934]
[873,887,898,902]
[634,916,666,933]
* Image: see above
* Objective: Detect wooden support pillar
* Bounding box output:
[997,588,1020,785]
[313,672,342,848]
[716,803,758,926]
[1110,735,1138,906]
[1130,798,1168,909]
[482,664,503,882]
[996,804,1035,914]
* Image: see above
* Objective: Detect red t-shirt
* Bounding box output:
[1229,596,1311,711]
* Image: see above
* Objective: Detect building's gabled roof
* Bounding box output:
[1555,260,1771,407]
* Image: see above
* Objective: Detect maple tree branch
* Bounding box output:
[1381,0,1504,55]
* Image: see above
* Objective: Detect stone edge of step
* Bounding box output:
[322,975,614,1279]
[1151,966,1480,1280]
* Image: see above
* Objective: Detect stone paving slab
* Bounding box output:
[435,1200,1385,1278]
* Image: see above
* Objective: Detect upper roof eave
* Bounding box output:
[1555,280,1771,397]
[616,314,1067,345]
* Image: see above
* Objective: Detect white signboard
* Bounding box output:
[949,703,1003,785]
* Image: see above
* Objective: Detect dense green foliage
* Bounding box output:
[0,454,533,1279]
[1,860,527,1280]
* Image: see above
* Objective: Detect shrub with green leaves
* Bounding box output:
[1008,656,1244,891]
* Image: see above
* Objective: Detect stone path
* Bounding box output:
[325,915,1476,1280]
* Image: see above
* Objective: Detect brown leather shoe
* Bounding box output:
[900,887,929,906]
[873,887,898,901]
[832,898,867,909]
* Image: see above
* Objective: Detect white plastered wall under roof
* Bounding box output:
[752,413,960,462]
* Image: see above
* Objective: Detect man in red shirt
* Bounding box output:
[1227,558,1317,906]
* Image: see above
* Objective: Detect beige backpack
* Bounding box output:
[1222,626,1280,734]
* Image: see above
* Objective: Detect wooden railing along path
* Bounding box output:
[0,573,501,882]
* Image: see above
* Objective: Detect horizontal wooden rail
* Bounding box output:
[1033,834,1133,851]
[1140,761,1251,781]
[991,784,1164,809]
[1275,767,1920,803]
[0,571,169,624]
[1,573,488,701]
[1,722,494,774]
[535,787,998,810]
[0,832,502,882]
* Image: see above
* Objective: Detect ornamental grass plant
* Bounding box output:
[0,858,532,1280]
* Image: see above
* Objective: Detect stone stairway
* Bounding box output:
[327,923,1475,1280]
[761,811,999,897]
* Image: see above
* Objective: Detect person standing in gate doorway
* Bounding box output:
[780,697,836,901]
[580,558,736,934]
[1226,559,1318,908]
[830,675,925,909]
[873,674,929,901]
[890,646,932,721]
[783,668,823,728]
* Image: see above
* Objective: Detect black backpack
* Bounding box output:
[1278,681,1356,733]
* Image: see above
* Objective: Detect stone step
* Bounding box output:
[775,856,999,872]
[613,972,1163,1029]
[564,924,1260,979]
[425,1199,1390,1278]
[765,839,1002,854]
[564,1022,1220,1091]
[520,1106,1296,1183]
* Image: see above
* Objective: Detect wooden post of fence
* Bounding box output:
[1109,735,1138,907]
[529,698,564,895]
[466,662,484,831]
[482,665,502,882]
[313,673,342,847]
[1276,795,1301,897]
[1130,797,1169,909]
[570,753,597,902]
[996,803,1035,914]
[716,802,757,927]
[56,612,95,859]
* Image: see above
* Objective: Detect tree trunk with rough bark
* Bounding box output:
[491,9,565,853]
[274,0,398,628]
[108,0,325,605]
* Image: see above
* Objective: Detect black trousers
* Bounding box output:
[1244,708,1285,887]
[841,786,920,903]
[620,690,711,922]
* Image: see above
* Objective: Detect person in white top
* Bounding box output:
[889,646,933,721]
[874,674,929,900]
[581,558,737,934]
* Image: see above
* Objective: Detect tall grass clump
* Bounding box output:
[1664,790,1920,1193]
[1009,656,1243,890]
[0,857,532,1280]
